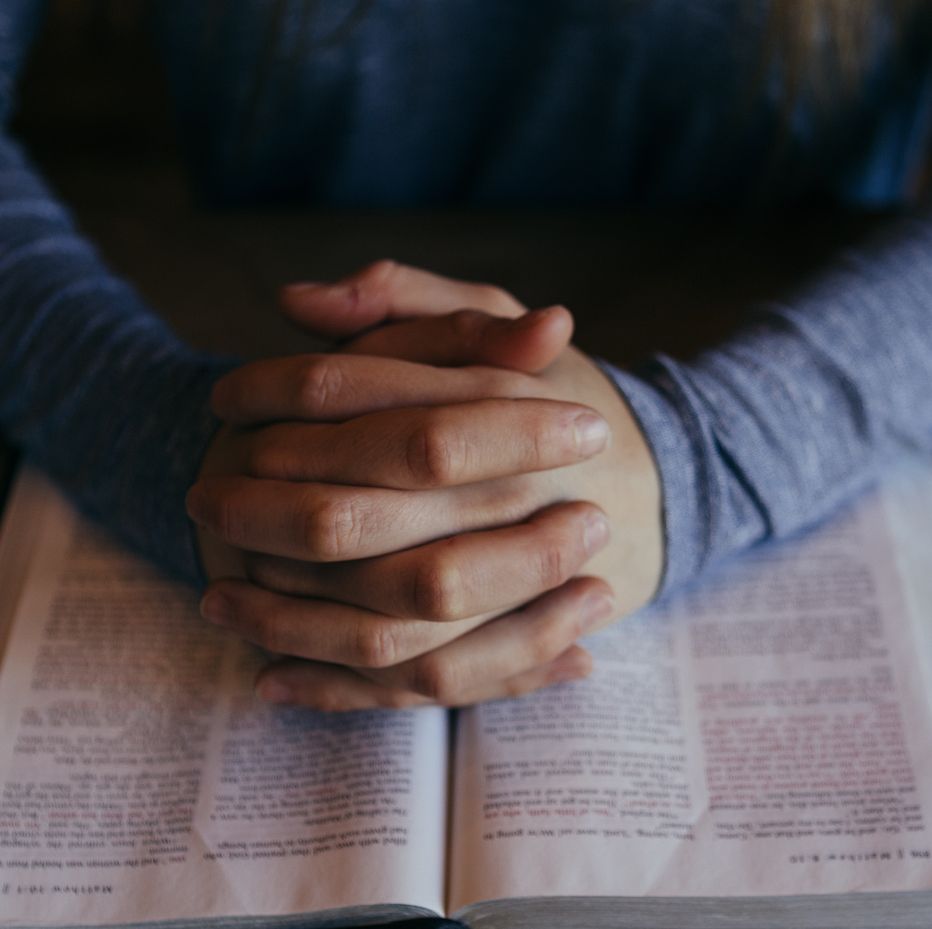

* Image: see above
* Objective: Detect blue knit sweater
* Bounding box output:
[1,0,932,594]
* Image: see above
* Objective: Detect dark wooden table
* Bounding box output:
[43,162,889,366]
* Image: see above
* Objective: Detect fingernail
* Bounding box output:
[581,592,615,632]
[573,412,610,456]
[583,511,611,556]
[256,678,293,704]
[200,591,231,625]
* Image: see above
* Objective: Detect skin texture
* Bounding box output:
[190,261,663,710]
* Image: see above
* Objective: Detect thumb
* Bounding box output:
[341,306,574,373]
[278,260,526,340]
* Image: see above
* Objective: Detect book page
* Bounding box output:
[0,471,447,927]
[448,470,932,911]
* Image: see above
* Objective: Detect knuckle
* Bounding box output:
[353,622,400,669]
[298,356,346,413]
[409,654,460,704]
[214,488,246,546]
[528,416,549,468]
[300,494,364,560]
[405,415,467,487]
[411,551,465,621]
[533,533,572,590]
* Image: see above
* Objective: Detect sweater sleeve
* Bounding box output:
[0,1,232,584]
[603,214,932,596]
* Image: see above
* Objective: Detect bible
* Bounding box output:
[1,465,931,929]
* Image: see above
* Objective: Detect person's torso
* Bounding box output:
[103,0,932,207]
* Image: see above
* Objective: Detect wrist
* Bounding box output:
[596,355,705,598]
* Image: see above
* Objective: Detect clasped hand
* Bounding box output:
[187,262,662,710]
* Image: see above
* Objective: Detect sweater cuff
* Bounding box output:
[25,348,238,589]
[123,352,238,588]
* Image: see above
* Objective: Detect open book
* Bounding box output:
[1,466,931,929]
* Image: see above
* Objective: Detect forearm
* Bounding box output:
[607,213,932,593]
[0,134,232,583]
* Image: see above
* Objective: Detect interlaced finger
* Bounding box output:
[211,353,538,425]
[279,259,526,339]
[244,501,611,620]
[356,576,614,703]
[341,305,573,371]
[200,577,487,667]
[241,400,608,488]
[253,645,592,710]
[187,473,552,562]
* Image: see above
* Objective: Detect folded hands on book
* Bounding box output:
[187,261,663,710]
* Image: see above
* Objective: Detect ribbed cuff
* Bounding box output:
[26,347,238,589]
[125,352,239,587]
